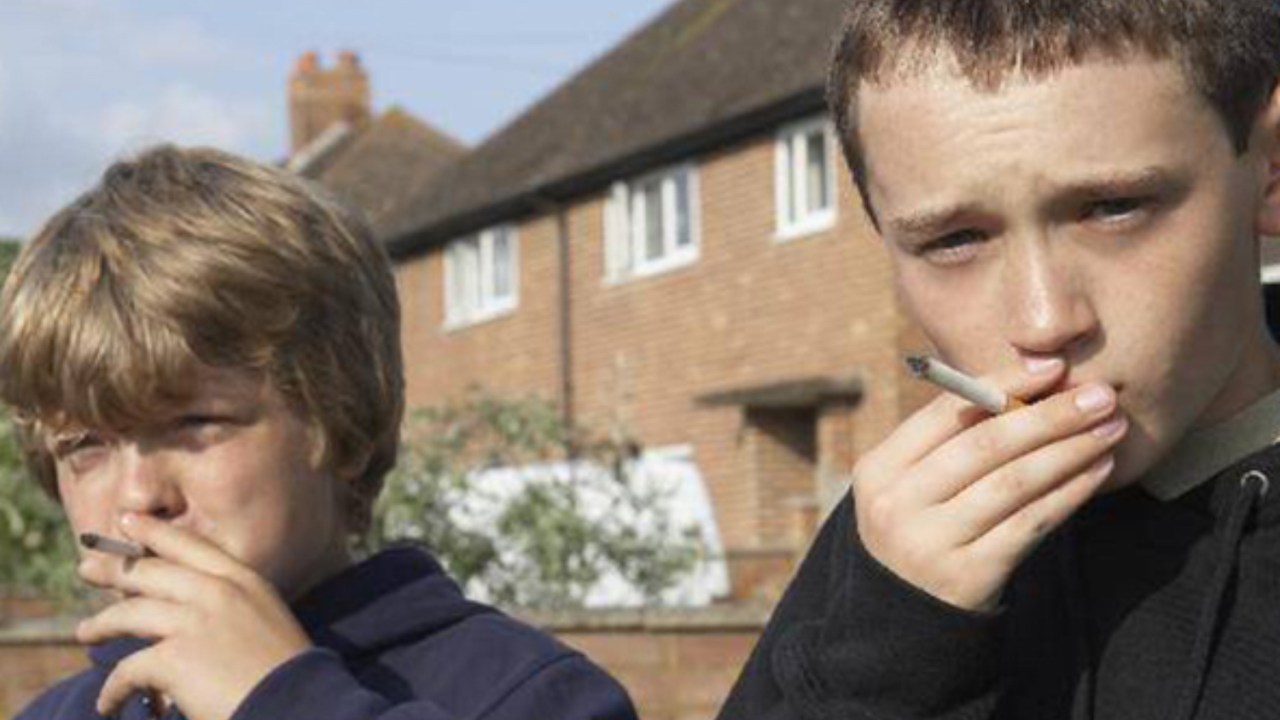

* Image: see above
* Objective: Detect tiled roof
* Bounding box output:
[300,107,467,239]
[386,0,848,255]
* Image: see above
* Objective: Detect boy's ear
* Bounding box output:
[334,446,373,482]
[1256,82,1280,237]
[306,423,370,486]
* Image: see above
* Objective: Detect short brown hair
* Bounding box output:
[828,0,1280,222]
[0,145,404,537]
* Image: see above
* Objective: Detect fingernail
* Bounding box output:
[1092,416,1128,439]
[1075,384,1115,413]
[1024,356,1063,375]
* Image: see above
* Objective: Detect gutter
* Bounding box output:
[385,87,826,261]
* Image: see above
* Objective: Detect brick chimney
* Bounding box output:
[288,50,372,155]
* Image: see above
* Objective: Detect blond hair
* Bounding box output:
[0,144,404,537]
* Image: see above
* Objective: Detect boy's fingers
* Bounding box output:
[945,415,1127,543]
[77,597,187,644]
[111,556,224,605]
[970,452,1115,569]
[120,513,254,585]
[97,651,163,719]
[911,384,1120,504]
[868,358,1066,481]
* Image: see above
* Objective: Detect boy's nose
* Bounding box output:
[115,447,185,521]
[1002,244,1099,357]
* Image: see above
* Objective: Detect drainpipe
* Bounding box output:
[533,194,575,457]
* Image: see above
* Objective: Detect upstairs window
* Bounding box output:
[776,117,837,239]
[604,164,700,281]
[444,225,518,328]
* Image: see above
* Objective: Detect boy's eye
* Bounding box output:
[919,229,987,266]
[171,414,239,446]
[174,415,230,435]
[52,432,103,458]
[1083,197,1148,223]
[51,432,110,472]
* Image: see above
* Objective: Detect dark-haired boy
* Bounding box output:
[721,1,1280,718]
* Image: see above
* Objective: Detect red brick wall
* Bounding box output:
[1,644,86,714]
[396,213,564,407]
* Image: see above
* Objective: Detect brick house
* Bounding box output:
[331,0,939,604]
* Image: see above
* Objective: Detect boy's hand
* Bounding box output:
[76,513,312,720]
[852,359,1127,612]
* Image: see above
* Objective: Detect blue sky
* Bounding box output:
[0,0,676,238]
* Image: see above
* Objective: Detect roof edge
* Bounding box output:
[385,87,826,259]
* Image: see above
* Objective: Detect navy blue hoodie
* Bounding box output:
[15,547,638,720]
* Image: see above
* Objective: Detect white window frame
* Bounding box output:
[603,164,700,283]
[775,116,838,241]
[443,225,519,329]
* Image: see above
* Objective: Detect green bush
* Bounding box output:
[362,390,706,609]
[0,415,83,607]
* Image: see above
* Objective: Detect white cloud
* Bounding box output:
[0,99,102,238]
[94,84,272,152]
[0,3,277,236]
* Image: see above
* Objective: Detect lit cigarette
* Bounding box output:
[905,355,1026,414]
[79,533,148,559]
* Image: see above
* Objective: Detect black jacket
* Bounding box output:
[718,443,1280,720]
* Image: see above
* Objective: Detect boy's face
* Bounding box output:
[858,52,1280,486]
[50,364,351,601]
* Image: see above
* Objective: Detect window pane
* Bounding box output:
[791,135,805,224]
[460,238,480,315]
[606,183,631,278]
[491,229,512,300]
[805,130,829,214]
[643,180,664,261]
[674,170,692,248]
[780,139,796,225]
[630,188,645,261]
[445,246,459,322]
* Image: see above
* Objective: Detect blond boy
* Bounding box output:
[5,146,637,720]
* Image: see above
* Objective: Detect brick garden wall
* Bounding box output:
[1,618,86,717]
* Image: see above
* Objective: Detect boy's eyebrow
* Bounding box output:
[886,202,984,239]
[884,166,1184,238]
[1049,165,1184,200]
